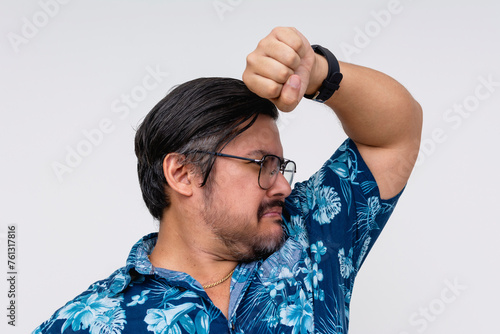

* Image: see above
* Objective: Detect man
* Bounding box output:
[34,27,422,333]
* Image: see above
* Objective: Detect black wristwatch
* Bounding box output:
[304,45,343,103]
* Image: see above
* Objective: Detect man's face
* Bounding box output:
[200,114,292,262]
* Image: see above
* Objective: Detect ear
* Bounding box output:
[162,153,195,197]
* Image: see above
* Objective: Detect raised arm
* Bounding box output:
[243,27,422,199]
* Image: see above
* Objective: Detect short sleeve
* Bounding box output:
[284,138,403,287]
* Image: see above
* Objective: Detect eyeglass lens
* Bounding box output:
[259,156,295,189]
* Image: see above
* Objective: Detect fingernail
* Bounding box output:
[287,75,300,90]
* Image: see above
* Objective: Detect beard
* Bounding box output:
[202,191,286,262]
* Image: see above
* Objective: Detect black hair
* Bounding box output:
[134,77,278,220]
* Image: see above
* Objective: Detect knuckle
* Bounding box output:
[282,52,299,68]
[268,83,282,97]
[288,36,303,52]
[245,52,256,66]
[277,67,292,83]
[271,26,286,35]
[257,38,270,51]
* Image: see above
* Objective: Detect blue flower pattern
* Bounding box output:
[34,139,402,333]
[127,290,150,307]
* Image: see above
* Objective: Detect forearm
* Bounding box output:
[307,54,422,198]
[243,27,422,198]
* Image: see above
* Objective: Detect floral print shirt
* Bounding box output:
[34,139,402,334]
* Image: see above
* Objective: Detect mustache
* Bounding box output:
[257,200,285,219]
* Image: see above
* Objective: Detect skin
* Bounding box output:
[200,115,292,263]
[150,115,292,318]
[151,26,423,319]
[243,27,423,199]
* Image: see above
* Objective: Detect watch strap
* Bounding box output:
[304,44,343,103]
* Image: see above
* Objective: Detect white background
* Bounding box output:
[1,0,499,333]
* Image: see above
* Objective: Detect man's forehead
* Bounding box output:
[247,149,283,159]
[228,116,282,154]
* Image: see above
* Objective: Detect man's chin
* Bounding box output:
[259,215,284,226]
[258,217,285,243]
[238,222,286,263]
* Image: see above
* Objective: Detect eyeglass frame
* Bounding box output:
[192,151,296,190]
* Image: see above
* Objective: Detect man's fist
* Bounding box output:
[242,27,318,112]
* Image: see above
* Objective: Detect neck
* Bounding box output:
[149,207,237,288]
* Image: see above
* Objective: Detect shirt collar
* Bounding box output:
[106,233,158,296]
[126,232,158,275]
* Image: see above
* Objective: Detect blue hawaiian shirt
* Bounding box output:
[34,139,402,334]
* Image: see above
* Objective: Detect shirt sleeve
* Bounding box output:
[284,138,403,285]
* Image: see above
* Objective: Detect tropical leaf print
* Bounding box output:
[33,139,403,334]
[56,292,124,333]
[338,248,354,279]
[179,313,196,333]
[360,180,377,194]
[285,215,309,249]
[145,279,199,308]
[339,284,352,321]
[315,294,344,334]
[323,143,362,213]
[355,196,382,242]
[329,161,349,179]
[356,236,372,270]
[195,311,210,333]
[311,186,342,225]
[237,280,287,333]
[90,307,127,334]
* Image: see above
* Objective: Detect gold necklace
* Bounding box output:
[202,269,235,289]
[148,254,234,289]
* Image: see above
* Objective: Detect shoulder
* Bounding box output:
[33,267,133,333]
[286,139,370,215]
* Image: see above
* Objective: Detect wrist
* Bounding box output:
[304,45,343,103]
[305,53,328,96]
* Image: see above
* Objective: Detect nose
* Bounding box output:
[267,171,292,198]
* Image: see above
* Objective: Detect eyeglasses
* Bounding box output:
[195,151,296,190]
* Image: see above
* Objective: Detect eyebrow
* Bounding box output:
[247,149,283,160]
